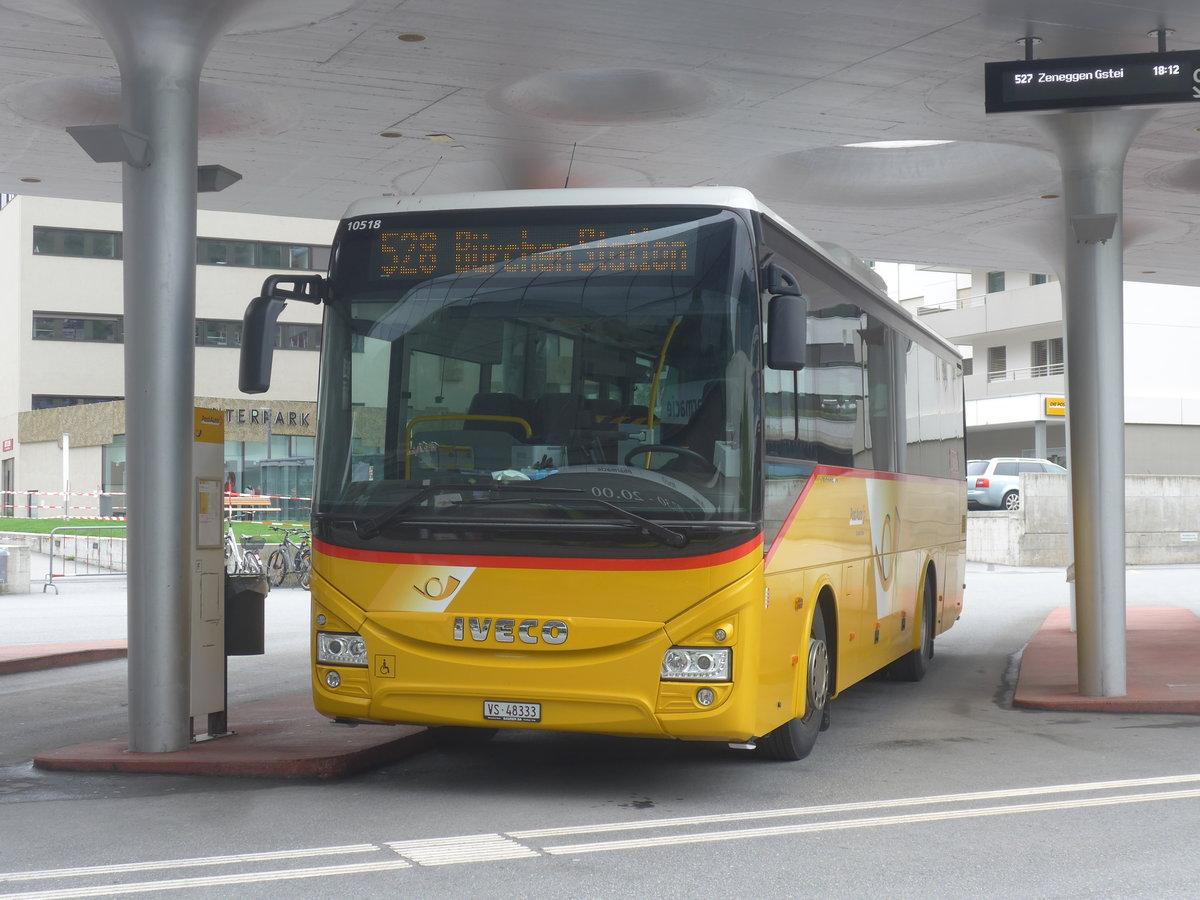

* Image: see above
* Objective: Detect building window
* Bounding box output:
[987,345,1006,382]
[1031,337,1064,377]
[32,227,330,272]
[32,312,315,352]
[32,313,124,342]
[986,271,1005,293]
[32,227,122,259]
[197,237,331,271]
[32,394,122,410]
[962,357,973,376]
[1031,273,1049,286]
[195,319,242,347]
[199,239,257,267]
[279,323,321,351]
[193,319,320,351]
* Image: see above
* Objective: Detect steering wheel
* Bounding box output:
[624,444,717,475]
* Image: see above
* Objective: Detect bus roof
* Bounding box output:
[341,186,767,219]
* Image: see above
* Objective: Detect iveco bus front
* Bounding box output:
[240,187,965,761]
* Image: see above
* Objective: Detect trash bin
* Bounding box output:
[225,572,269,655]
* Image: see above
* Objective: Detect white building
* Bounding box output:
[0,195,331,519]
[877,262,1200,474]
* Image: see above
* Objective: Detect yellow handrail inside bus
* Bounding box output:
[642,317,682,467]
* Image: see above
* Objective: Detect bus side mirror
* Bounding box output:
[239,294,287,393]
[764,265,807,370]
[238,274,326,394]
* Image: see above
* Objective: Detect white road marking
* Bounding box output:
[387,834,541,866]
[0,861,412,900]
[542,787,1200,855]
[3,773,1199,899]
[511,771,1200,838]
[0,844,379,883]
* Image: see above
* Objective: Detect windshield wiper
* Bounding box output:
[351,485,689,548]
[457,495,689,548]
[350,483,587,540]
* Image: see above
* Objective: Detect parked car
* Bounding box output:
[966,457,1067,510]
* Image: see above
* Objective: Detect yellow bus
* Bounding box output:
[240,187,966,760]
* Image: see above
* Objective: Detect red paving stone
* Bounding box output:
[33,692,430,779]
[0,640,127,675]
[1014,606,1200,714]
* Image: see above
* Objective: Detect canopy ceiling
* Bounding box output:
[2,0,1199,283]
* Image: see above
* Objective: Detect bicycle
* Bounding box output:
[224,523,265,575]
[265,524,311,589]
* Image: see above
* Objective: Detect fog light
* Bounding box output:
[325,670,342,688]
[696,687,716,707]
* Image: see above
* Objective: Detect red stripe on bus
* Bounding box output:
[313,535,762,571]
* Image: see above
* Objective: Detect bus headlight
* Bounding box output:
[660,647,731,681]
[317,632,368,667]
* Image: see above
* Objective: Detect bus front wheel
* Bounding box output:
[756,611,830,761]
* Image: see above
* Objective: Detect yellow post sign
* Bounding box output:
[1045,397,1066,417]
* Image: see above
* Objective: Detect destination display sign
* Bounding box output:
[985,49,1200,114]
[362,221,696,280]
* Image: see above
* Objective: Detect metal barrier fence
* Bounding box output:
[1,490,311,523]
[43,525,128,594]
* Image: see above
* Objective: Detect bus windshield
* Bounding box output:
[313,205,761,557]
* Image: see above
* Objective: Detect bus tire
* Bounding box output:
[756,610,830,761]
[889,575,935,682]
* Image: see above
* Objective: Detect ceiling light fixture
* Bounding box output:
[20,176,41,183]
[1041,193,1061,199]
[379,131,403,138]
[842,140,955,149]
[397,33,426,42]
[66,123,151,168]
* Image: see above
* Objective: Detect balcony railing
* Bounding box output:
[986,363,1064,382]
[917,293,988,315]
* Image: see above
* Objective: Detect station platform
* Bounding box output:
[6,602,1198,778]
[32,691,430,779]
[1011,605,1200,714]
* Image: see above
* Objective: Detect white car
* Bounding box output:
[966,457,1066,510]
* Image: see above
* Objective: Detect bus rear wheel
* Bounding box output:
[889,575,935,682]
[756,611,830,761]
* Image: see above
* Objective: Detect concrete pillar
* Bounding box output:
[1033,109,1156,697]
[72,0,256,752]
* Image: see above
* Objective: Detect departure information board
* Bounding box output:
[985,49,1200,114]
[363,222,695,280]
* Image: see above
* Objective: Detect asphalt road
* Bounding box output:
[2,564,1199,899]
